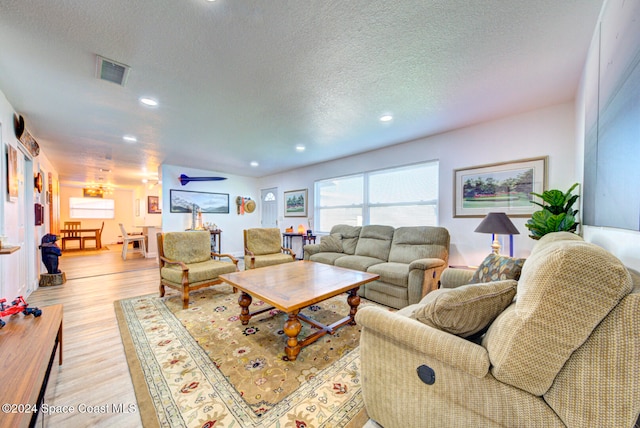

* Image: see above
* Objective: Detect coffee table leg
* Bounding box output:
[238,292,252,325]
[284,311,302,361]
[347,288,361,325]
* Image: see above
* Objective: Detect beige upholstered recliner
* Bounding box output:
[158,231,238,309]
[356,232,640,427]
[243,228,295,270]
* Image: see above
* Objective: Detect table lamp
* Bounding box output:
[474,212,519,256]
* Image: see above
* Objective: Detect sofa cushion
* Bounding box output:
[330,225,361,255]
[411,280,517,337]
[246,228,282,255]
[354,225,395,260]
[367,262,409,287]
[335,255,385,271]
[251,253,294,269]
[309,252,346,265]
[482,240,633,396]
[163,231,211,264]
[388,226,450,264]
[161,259,237,284]
[318,233,343,253]
[469,253,525,284]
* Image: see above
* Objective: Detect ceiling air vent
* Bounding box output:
[96,55,130,86]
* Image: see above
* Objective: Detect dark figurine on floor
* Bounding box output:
[40,233,62,274]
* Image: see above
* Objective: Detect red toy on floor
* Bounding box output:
[0,296,42,328]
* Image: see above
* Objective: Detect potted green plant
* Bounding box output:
[525,183,579,240]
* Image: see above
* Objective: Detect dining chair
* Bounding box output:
[119,223,146,260]
[61,221,82,250]
[82,221,104,250]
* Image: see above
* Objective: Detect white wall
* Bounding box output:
[160,164,261,257]
[133,183,162,228]
[259,103,577,266]
[0,88,59,298]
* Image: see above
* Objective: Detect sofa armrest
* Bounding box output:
[303,243,321,260]
[439,268,475,288]
[355,306,490,378]
[407,258,447,301]
[409,257,446,271]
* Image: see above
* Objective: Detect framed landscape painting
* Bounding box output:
[454,156,547,217]
[170,189,229,214]
[284,189,307,217]
[6,143,18,201]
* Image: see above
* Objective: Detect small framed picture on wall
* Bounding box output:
[284,189,308,217]
[148,196,161,214]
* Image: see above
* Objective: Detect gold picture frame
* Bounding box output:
[454,156,547,218]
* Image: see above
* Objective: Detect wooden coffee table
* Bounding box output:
[219,261,379,361]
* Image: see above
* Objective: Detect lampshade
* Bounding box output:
[475,212,519,256]
[474,212,519,235]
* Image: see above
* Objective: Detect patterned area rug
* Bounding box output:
[115,285,379,427]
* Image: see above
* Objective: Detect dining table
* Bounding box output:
[59,228,102,249]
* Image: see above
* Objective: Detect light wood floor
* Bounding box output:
[26,248,379,428]
[27,245,161,427]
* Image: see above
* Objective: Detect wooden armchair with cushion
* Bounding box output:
[158,231,239,309]
[243,228,296,270]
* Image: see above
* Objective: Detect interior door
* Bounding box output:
[261,188,278,228]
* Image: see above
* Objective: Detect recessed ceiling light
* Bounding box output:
[379,114,393,122]
[142,179,148,183]
[139,97,158,107]
[295,144,306,152]
[250,161,259,167]
[123,135,137,143]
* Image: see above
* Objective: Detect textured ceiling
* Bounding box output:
[0,0,603,188]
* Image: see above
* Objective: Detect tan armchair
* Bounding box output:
[356,232,640,427]
[243,228,295,270]
[158,231,238,309]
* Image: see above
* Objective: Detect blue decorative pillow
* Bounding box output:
[469,254,525,284]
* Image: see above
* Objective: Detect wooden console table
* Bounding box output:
[209,229,222,254]
[0,304,63,427]
[282,233,316,259]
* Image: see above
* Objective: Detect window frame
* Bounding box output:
[69,197,115,219]
[314,160,439,233]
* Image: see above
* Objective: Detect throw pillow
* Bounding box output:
[412,280,517,337]
[318,233,343,253]
[469,253,525,284]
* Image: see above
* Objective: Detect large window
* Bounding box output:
[315,161,439,232]
[69,197,115,219]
